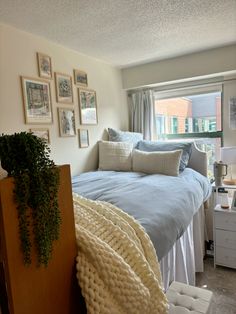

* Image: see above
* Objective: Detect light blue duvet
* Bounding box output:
[72,168,211,260]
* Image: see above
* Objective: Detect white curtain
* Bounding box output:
[130,90,157,140]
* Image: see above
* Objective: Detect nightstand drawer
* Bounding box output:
[215,246,236,268]
[214,211,236,231]
[215,229,236,249]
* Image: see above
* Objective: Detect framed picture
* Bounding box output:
[55,72,73,104]
[78,88,98,125]
[229,97,236,130]
[30,128,50,144]
[78,129,89,148]
[37,52,52,79]
[21,76,53,124]
[231,191,236,211]
[74,69,88,87]
[58,108,76,137]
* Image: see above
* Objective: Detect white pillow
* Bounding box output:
[99,141,133,171]
[132,149,182,176]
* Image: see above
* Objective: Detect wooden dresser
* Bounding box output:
[0,165,86,314]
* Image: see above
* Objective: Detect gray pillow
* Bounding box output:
[108,128,143,146]
[136,141,192,172]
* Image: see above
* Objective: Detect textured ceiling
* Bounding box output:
[0,0,236,67]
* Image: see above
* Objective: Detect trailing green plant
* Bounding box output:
[0,132,60,266]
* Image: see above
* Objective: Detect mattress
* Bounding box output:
[72,168,211,260]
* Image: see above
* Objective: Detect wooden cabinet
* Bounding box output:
[0,165,86,314]
[214,205,236,269]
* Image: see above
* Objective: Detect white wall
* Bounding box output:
[222,80,236,177]
[122,44,236,90]
[223,80,236,147]
[0,24,128,175]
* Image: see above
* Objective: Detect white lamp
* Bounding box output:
[220,146,236,185]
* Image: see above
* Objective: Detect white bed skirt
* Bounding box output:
[160,204,205,291]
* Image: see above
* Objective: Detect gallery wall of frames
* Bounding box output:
[21,52,96,148]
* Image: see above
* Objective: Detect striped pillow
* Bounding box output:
[99,141,133,171]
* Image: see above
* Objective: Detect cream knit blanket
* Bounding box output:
[73,194,168,314]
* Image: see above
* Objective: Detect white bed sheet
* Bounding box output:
[160,204,205,291]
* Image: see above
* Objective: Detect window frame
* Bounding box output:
[162,130,222,140]
[155,86,224,181]
[154,85,223,146]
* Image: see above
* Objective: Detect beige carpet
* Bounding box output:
[196,257,236,314]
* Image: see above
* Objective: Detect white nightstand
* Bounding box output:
[213,204,236,269]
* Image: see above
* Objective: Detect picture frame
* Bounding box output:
[78,87,98,125]
[37,52,52,79]
[21,76,53,124]
[78,129,89,148]
[55,72,73,104]
[30,128,50,144]
[229,97,236,130]
[74,69,88,87]
[231,191,236,211]
[58,107,76,137]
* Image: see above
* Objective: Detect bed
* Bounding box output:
[72,142,211,290]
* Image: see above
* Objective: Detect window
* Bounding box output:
[170,117,178,134]
[209,118,216,131]
[155,89,222,180]
[185,118,193,133]
[156,115,166,135]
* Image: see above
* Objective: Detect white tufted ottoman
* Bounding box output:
[166,281,213,314]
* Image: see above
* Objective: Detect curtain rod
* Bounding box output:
[127,77,236,96]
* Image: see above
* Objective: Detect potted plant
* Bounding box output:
[0,132,60,266]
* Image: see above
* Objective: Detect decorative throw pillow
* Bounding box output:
[132,149,182,176]
[108,128,143,146]
[136,141,192,172]
[98,141,133,171]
